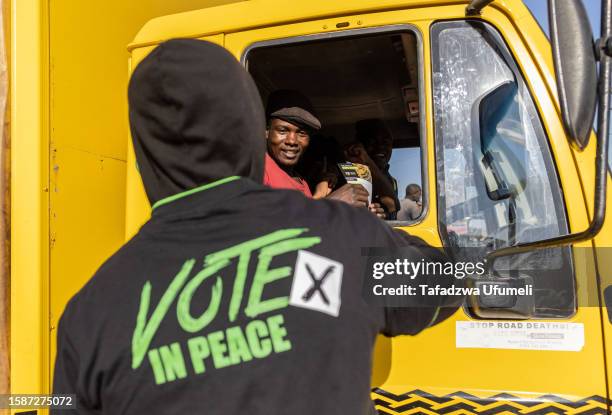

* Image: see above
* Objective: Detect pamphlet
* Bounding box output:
[338,162,372,204]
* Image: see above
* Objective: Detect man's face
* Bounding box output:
[374,130,393,163]
[364,129,393,169]
[266,118,310,168]
[407,188,422,202]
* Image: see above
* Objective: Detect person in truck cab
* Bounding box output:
[263,90,385,217]
[52,39,462,415]
[345,119,401,218]
[397,184,423,221]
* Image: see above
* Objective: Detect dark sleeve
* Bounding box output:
[52,301,99,415]
[378,228,464,337]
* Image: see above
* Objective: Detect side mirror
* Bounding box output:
[467,274,535,319]
[471,81,524,201]
[549,0,598,149]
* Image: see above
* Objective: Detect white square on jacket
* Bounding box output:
[289,250,343,317]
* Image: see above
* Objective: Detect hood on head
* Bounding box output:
[128,38,265,206]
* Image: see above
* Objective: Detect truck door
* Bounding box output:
[225,6,607,413]
[373,18,606,413]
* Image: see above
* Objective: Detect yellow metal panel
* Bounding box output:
[383,312,605,400]
[11,0,49,396]
[124,34,224,240]
[9,0,240,395]
[48,147,127,377]
[476,17,608,401]
[595,178,612,400]
[479,3,608,398]
[129,0,524,50]
[0,0,11,398]
[49,0,239,161]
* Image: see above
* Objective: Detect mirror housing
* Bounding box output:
[473,81,522,201]
[467,274,535,319]
[549,0,598,149]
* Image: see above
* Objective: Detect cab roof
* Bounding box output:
[129,0,525,52]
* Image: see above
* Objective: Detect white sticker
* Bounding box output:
[456,321,584,351]
[289,250,343,317]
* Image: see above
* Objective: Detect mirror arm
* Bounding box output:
[485,0,611,269]
[595,36,612,60]
[466,0,495,16]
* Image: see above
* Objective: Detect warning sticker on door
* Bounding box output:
[456,321,584,351]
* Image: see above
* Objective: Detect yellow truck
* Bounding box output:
[8,0,612,413]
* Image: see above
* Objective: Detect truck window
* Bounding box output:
[431,20,575,318]
[245,27,425,222]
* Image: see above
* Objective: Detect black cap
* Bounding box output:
[266,90,322,131]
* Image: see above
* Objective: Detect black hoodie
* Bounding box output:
[52,39,458,415]
[129,38,265,205]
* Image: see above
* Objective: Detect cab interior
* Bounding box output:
[246,29,423,219]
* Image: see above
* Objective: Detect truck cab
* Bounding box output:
[121,0,612,412]
[19,0,609,412]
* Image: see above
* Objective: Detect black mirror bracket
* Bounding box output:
[466,0,495,16]
[595,36,612,60]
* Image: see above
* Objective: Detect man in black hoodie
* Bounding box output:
[52,39,461,415]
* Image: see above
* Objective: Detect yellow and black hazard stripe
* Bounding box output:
[372,388,609,415]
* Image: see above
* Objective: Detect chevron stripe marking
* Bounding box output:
[391,394,440,408]
[401,407,442,415]
[477,399,531,412]
[389,395,421,408]
[374,393,405,405]
[372,389,609,415]
[583,399,608,410]
[431,397,482,410]
[444,409,478,415]
[570,403,607,415]
[375,405,408,415]
[522,401,576,414]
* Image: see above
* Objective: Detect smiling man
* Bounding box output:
[263,89,319,197]
[263,90,386,216]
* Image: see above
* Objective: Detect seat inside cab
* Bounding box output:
[246,29,424,221]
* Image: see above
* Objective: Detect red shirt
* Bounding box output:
[263,153,312,198]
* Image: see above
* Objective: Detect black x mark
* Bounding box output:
[302,264,335,305]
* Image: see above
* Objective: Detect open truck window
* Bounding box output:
[245,27,425,222]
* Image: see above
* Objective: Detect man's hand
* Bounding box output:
[327,184,369,208]
[379,195,398,213]
[369,202,386,219]
[345,143,372,165]
[313,180,333,199]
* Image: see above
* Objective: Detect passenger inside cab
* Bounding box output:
[248,29,424,222]
[263,89,386,218]
[347,119,401,218]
